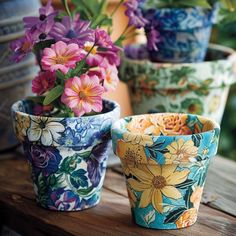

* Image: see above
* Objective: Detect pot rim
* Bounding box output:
[123,43,235,66]
[112,112,220,140]
[11,98,120,121]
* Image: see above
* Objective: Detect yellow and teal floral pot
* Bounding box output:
[119,44,236,124]
[11,99,120,211]
[111,113,220,229]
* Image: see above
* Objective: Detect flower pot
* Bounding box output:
[11,99,120,211]
[111,113,220,229]
[119,44,236,124]
[141,6,217,63]
[0,56,38,152]
[0,0,41,43]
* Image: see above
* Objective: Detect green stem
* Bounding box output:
[110,0,125,17]
[62,0,72,18]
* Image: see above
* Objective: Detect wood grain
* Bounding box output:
[0,157,235,236]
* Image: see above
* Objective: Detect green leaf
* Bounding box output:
[77,186,94,196]
[164,208,187,224]
[26,96,45,103]
[56,70,65,80]
[175,179,195,189]
[192,133,203,147]
[43,85,64,106]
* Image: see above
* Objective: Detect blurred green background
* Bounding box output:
[214,22,236,161]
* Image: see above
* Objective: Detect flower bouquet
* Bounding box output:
[11,0,123,211]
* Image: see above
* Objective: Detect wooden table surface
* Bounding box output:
[0,154,236,236]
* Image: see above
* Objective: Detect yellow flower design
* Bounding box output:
[127,185,137,208]
[164,139,198,164]
[209,95,221,113]
[190,186,203,210]
[175,208,198,228]
[116,140,147,175]
[150,114,192,136]
[123,132,153,146]
[14,114,30,142]
[126,116,161,136]
[128,164,190,213]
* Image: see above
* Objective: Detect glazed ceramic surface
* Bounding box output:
[111,113,220,229]
[0,56,38,152]
[0,0,41,43]
[11,99,120,211]
[119,45,236,124]
[142,7,217,62]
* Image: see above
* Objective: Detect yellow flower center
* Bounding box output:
[84,44,97,54]
[22,42,31,52]
[79,91,87,100]
[152,175,167,189]
[54,56,67,64]
[124,148,136,165]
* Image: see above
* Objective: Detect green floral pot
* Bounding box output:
[119,44,236,123]
[111,113,220,229]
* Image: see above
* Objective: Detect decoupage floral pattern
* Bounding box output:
[119,48,236,123]
[111,113,220,229]
[12,99,120,211]
[142,7,217,63]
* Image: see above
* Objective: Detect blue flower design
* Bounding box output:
[48,188,80,211]
[87,141,109,187]
[25,145,62,177]
[58,127,81,146]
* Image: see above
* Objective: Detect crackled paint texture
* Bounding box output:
[12,99,120,211]
[112,113,220,229]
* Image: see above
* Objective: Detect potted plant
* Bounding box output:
[119,43,236,124]
[111,113,220,229]
[11,0,122,211]
[124,0,236,63]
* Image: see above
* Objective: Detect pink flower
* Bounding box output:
[61,75,104,117]
[103,62,119,92]
[41,41,85,74]
[87,59,119,92]
[10,32,34,62]
[95,29,113,48]
[32,71,56,95]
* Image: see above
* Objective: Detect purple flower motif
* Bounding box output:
[27,145,62,176]
[50,15,95,46]
[98,48,121,66]
[146,28,161,51]
[49,188,79,211]
[124,0,149,28]
[10,32,34,62]
[23,0,57,41]
[124,44,148,60]
[87,142,109,187]
[95,28,114,48]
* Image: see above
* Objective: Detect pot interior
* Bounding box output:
[124,113,219,136]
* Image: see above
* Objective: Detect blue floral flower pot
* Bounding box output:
[142,6,217,63]
[111,113,220,229]
[11,99,120,211]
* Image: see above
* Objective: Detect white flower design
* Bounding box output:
[27,117,65,145]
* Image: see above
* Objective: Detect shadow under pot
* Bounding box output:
[142,6,217,63]
[119,44,236,124]
[111,113,220,229]
[11,99,120,211]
